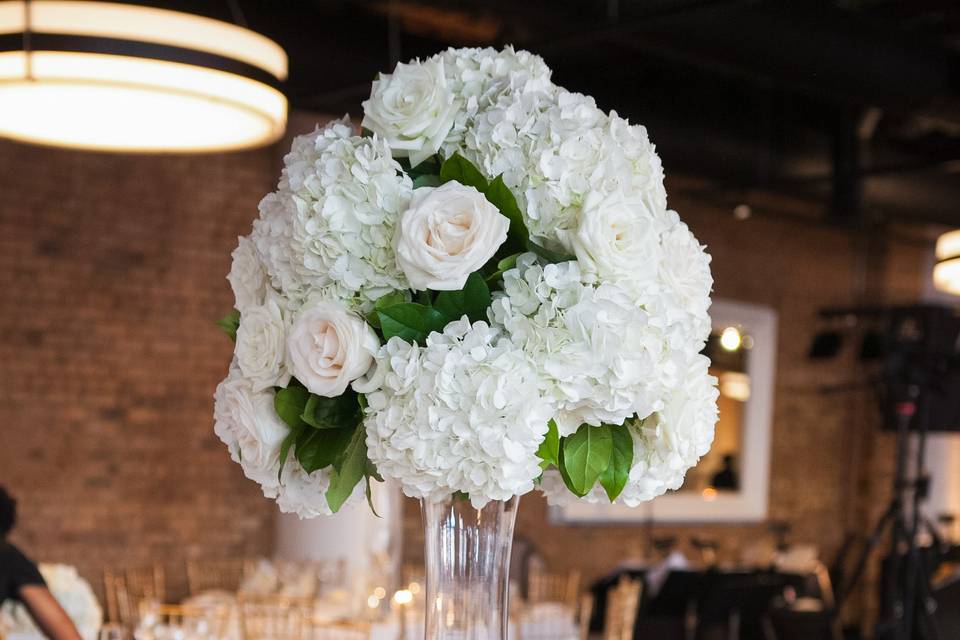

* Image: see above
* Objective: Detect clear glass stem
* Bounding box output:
[421,495,519,640]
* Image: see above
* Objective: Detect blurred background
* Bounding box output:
[1,1,960,639]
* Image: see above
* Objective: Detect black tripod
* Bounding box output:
[836,386,941,640]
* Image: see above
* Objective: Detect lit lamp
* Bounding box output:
[934,230,960,295]
[0,1,287,152]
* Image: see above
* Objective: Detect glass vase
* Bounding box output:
[421,495,520,640]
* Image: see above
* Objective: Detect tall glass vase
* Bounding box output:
[421,495,520,640]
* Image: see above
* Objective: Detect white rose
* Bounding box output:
[235,297,291,391]
[227,235,268,312]
[565,189,662,293]
[287,300,380,397]
[213,374,288,490]
[361,58,460,167]
[394,181,509,291]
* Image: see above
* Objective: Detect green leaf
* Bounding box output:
[402,155,441,179]
[537,420,561,470]
[485,253,521,285]
[433,272,491,324]
[274,386,310,429]
[439,153,489,191]
[530,241,575,264]
[366,291,409,328]
[277,423,303,482]
[557,444,583,497]
[561,424,613,496]
[325,425,368,512]
[365,475,381,518]
[413,174,441,189]
[216,310,240,342]
[484,176,529,256]
[599,422,634,502]
[301,391,362,430]
[377,303,449,344]
[294,426,354,473]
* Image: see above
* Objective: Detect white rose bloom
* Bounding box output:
[276,458,364,519]
[362,58,460,167]
[228,235,268,312]
[540,353,718,507]
[394,181,509,291]
[563,188,663,294]
[213,371,287,494]
[251,119,413,313]
[490,254,667,436]
[287,300,379,397]
[235,297,291,391]
[1,564,102,640]
[364,319,554,508]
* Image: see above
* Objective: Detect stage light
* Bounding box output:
[934,230,960,295]
[720,326,742,352]
[0,1,287,152]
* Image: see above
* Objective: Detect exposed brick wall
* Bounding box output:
[0,138,281,601]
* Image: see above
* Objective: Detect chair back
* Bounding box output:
[603,576,642,640]
[528,568,581,609]
[104,564,165,627]
[137,603,232,639]
[187,558,252,595]
[239,595,315,640]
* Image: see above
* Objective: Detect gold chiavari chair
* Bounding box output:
[104,564,165,628]
[186,557,253,595]
[239,595,315,640]
[527,568,582,610]
[603,576,642,640]
[578,593,594,640]
[138,603,232,639]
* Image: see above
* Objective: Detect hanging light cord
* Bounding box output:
[22,0,33,80]
[227,0,248,29]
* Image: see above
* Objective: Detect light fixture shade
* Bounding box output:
[0,1,288,152]
[935,230,960,296]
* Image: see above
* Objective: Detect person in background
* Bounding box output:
[0,486,83,640]
[711,453,740,491]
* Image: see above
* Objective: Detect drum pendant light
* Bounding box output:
[0,0,288,152]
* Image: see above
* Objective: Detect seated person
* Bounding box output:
[1,487,82,640]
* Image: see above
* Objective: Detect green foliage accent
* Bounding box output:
[433,272,491,324]
[301,391,362,430]
[561,424,613,496]
[377,303,450,344]
[484,176,529,256]
[274,386,310,429]
[216,310,241,342]
[295,426,354,473]
[537,420,561,470]
[325,425,368,512]
[366,291,409,328]
[403,155,441,179]
[277,423,302,482]
[439,153,489,191]
[365,476,381,518]
[413,174,442,189]
[452,491,470,502]
[599,422,634,502]
[530,241,575,264]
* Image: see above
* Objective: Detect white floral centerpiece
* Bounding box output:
[214,46,717,518]
[0,564,102,640]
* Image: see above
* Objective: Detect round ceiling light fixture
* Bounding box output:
[0,1,287,152]
[934,230,960,296]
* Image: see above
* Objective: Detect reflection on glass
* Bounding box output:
[680,330,750,494]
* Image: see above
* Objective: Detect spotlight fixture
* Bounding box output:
[0,1,287,152]
[934,230,960,296]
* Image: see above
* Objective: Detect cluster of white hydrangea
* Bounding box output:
[1,564,102,640]
[488,254,669,436]
[362,318,554,508]
[250,118,413,313]
[539,353,718,507]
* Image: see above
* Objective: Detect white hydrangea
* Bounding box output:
[540,353,718,506]
[251,119,413,313]
[458,88,668,253]
[489,254,668,436]
[363,318,554,508]
[654,213,714,347]
[1,564,102,640]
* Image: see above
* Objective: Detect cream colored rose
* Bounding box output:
[235,297,290,392]
[286,301,380,397]
[228,235,268,312]
[567,188,662,293]
[361,58,459,167]
[394,181,509,291]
